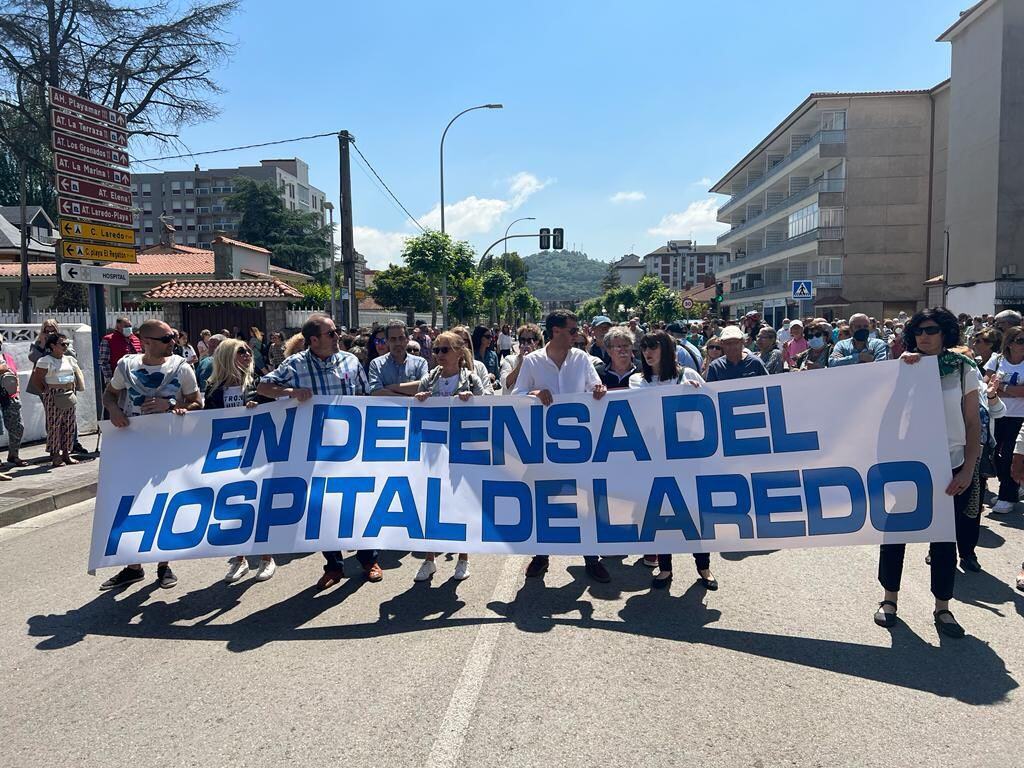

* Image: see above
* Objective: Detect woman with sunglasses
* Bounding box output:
[412,331,486,582]
[366,327,388,373]
[984,326,1024,514]
[600,326,640,389]
[970,328,1001,369]
[499,324,543,393]
[29,333,85,468]
[700,337,723,378]
[204,339,277,583]
[472,325,500,383]
[875,308,979,638]
[792,321,832,370]
[628,331,714,589]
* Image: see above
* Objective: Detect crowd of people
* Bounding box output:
[11,304,1022,638]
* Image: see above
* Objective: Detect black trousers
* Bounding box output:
[877,464,974,601]
[993,416,1023,502]
[322,550,377,573]
[658,553,710,572]
[955,501,981,562]
[532,555,599,564]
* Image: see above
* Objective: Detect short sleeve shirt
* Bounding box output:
[110,354,198,417]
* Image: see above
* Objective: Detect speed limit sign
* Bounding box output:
[682,298,694,310]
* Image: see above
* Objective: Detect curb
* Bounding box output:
[0,481,98,529]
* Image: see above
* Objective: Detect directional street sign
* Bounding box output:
[59,197,133,227]
[48,86,128,129]
[60,239,138,264]
[59,218,135,246]
[57,174,131,208]
[54,153,131,188]
[61,261,129,287]
[792,280,814,300]
[52,131,128,168]
[51,110,128,147]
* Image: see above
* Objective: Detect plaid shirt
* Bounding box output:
[261,349,368,396]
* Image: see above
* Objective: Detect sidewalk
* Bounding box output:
[0,432,101,528]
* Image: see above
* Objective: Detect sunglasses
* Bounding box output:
[566,327,579,335]
[482,334,493,339]
[707,345,723,352]
[518,337,539,344]
[406,346,419,353]
[316,329,339,338]
[236,348,253,356]
[1011,338,1024,346]
[373,337,388,345]
[640,341,660,350]
[433,346,452,355]
[808,331,827,339]
[144,334,176,343]
[912,326,942,337]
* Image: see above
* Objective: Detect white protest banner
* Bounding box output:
[89,358,955,570]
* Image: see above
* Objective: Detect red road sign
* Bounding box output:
[56,174,132,208]
[54,153,131,188]
[48,86,127,129]
[59,196,133,227]
[51,110,128,148]
[51,131,128,167]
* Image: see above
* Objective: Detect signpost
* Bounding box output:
[682,297,695,310]
[60,240,138,264]
[48,85,133,420]
[792,280,813,300]
[61,262,129,287]
[59,218,135,246]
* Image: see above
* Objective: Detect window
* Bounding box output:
[197,206,210,214]
[818,257,843,275]
[185,217,196,231]
[142,201,153,214]
[173,217,183,227]
[821,110,846,131]
[185,200,195,212]
[787,202,819,238]
[819,207,844,228]
[171,203,182,213]
[143,218,153,233]
[171,180,182,194]
[141,183,152,197]
[174,234,184,244]
[197,187,210,195]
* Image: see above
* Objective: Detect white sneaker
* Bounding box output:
[991,500,1015,514]
[414,560,436,582]
[224,557,249,583]
[454,559,470,580]
[255,558,276,582]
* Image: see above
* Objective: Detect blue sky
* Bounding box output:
[133,0,968,270]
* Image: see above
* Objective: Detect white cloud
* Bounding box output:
[508,172,549,208]
[692,177,713,187]
[647,198,729,241]
[353,226,410,270]
[610,190,646,203]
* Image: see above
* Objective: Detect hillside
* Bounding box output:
[522,250,607,301]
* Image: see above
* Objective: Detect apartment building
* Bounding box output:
[610,253,644,286]
[131,158,329,251]
[642,240,729,291]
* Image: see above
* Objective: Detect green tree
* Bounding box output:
[401,230,475,326]
[52,281,86,311]
[578,297,605,324]
[635,275,665,306]
[605,286,638,321]
[510,286,543,324]
[448,275,483,325]
[600,263,621,293]
[479,251,529,287]
[644,289,683,323]
[297,282,331,307]
[481,267,513,325]
[368,265,433,326]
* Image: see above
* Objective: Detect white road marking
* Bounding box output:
[425,555,524,768]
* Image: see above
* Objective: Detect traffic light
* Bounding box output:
[539,227,551,250]
[715,282,724,304]
[552,228,564,250]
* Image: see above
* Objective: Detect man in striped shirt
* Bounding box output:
[258,313,382,591]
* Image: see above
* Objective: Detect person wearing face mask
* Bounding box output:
[828,313,889,367]
[792,320,833,370]
[98,317,143,387]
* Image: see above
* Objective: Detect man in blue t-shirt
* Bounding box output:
[706,325,768,381]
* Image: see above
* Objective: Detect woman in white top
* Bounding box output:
[177,330,198,366]
[983,326,1024,513]
[29,333,85,468]
[497,324,513,360]
[629,331,715,591]
[877,308,980,639]
[412,331,486,582]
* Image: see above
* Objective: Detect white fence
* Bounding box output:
[0,308,165,328]
[284,306,434,329]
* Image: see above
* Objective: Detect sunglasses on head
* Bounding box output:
[433,346,453,355]
[912,326,942,337]
[144,333,175,344]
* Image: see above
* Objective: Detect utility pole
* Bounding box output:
[324,201,336,319]
[338,131,358,329]
[18,161,30,323]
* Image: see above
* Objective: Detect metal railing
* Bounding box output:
[717,129,846,215]
[717,178,845,244]
[722,228,829,274]
[726,272,843,301]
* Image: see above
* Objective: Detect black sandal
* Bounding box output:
[873,600,898,628]
[698,572,718,591]
[933,609,965,638]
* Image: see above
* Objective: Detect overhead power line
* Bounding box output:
[350,140,425,232]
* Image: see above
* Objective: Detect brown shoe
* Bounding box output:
[315,569,344,592]
[365,562,384,582]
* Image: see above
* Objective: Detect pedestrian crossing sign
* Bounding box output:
[792,280,813,300]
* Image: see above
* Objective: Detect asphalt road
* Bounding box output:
[2,498,1023,767]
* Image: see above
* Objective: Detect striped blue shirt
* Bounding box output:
[261,349,368,396]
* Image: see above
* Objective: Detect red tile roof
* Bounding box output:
[0,262,59,277]
[213,235,271,254]
[144,278,304,301]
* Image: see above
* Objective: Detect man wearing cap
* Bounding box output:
[706,325,768,381]
[665,322,703,372]
[782,319,808,368]
[589,315,613,366]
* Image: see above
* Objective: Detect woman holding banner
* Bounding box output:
[204,339,277,584]
[875,308,979,638]
[629,331,717,591]
[411,331,486,582]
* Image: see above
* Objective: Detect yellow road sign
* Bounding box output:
[59,218,135,246]
[60,239,137,264]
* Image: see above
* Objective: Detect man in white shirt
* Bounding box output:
[512,309,610,582]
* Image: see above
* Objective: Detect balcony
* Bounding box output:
[726,273,843,301]
[717,178,845,245]
[717,129,846,216]
[720,226,843,277]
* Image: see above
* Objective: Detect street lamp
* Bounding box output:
[323,201,336,319]
[503,216,535,259]
[439,103,503,328]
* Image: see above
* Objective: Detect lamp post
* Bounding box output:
[503,216,535,259]
[439,103,502,328]
[324,201,336,319]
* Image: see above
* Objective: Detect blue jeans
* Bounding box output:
[323,550,377,573]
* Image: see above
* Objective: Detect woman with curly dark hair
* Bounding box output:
[874,307,979,638]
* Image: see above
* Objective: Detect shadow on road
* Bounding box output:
[25,556,1019,706]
